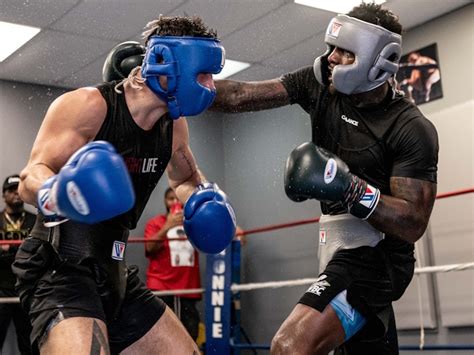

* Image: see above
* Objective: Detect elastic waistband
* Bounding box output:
[319,213,384,244]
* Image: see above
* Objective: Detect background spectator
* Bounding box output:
[0,175,35,355]
[145,187,202,341]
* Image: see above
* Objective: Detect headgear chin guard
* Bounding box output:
[141,36,225,119]
[314,15,402,95]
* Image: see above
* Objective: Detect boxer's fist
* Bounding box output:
[183,183,236,254]
[38,141,135,224]
[284,142,353,203]
[284,142,380,219]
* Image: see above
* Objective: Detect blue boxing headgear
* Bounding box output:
[314,15,402,95]
[141,36,225,119]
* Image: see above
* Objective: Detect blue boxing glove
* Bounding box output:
[183,183,236,254]
[37,141,135,225]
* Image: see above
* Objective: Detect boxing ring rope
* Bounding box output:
[5,261,472,302]
[231,262,474,292]
[3,262,471,304]
[434,187,474,199]
[0,187,471,248]
[0,187,473,352]
[1,188,471,248]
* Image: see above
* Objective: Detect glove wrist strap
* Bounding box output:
[38,181,59,216]
[38,180,69,227]
[343,175,368,207]
[349,181,381,220]
[197,182,218,191]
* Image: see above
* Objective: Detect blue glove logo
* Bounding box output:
[66,181,90,216]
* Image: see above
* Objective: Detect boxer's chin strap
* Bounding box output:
[329,290,367,341]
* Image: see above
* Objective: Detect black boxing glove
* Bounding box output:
[284,142,380,220]
[102,41,145,82]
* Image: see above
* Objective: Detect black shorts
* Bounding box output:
[12,238,166,354]
[299,241,414,352]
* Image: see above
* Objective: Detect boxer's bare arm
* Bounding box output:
[19,88,106,205]
[367,177,437,243]
[212,79,290,112]
[166,118,205,203]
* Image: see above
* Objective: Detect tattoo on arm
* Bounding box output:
[369,177,436,243]
[213,79,289,112]
[168,148,200,191]
[90,320,110,355]
[177,149,196,176]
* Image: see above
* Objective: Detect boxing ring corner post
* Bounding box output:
[204,240,240,354]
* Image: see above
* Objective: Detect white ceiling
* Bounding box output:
[0,0,470,89]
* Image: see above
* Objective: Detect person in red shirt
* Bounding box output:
[145,187,201,340]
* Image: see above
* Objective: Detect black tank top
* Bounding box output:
[31,82,173,260]
[26,83,173,315]
[95,82,173,229]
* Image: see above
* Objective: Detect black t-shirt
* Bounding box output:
[0,210,36,289]
[281,66,438,188]
[281,66,439,253]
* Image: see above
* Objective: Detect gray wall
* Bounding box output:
[218,106,322,343]
[0,80,66,202]
[1,4,473,354]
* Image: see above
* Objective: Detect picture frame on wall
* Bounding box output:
[396,43,443,105]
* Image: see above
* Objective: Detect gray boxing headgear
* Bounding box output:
[314,15,402,95]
